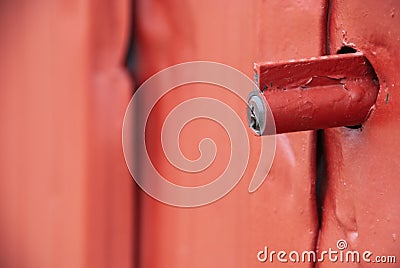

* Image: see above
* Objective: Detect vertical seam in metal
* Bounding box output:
[325,0,332,55]
[313,2,332,265]
[124,0,141,267]
[314,2,332,265]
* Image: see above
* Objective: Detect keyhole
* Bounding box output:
[249,106,260,133]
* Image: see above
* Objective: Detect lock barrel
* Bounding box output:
[248,52,379,135]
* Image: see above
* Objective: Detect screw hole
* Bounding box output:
[345,124,362,130]
[337,46,357,54]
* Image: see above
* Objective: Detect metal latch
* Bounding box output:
[247,52,379,135]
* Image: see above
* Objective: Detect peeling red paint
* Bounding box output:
[254,53,379,134]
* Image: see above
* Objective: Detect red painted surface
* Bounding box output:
[0,1,134,267]
[2,1,398,268]
[318,1,400,267]
[255,53,379,134]
[135,0,326,267]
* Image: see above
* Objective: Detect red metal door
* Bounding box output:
[0,1,134,267]
[2,1,399,267]
[318,1,400,267]
[135,1,400,267]
[135,1,326,267]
